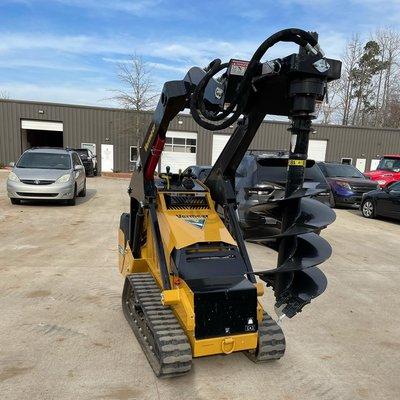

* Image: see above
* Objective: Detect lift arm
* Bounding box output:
[128,67,220,201]
[128,28,341,317]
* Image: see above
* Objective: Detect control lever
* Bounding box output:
[160,165,172,190]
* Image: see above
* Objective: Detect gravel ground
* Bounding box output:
[0,170,399,400]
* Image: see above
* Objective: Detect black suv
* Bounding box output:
[74,148,97,176]
[235,151,332,238]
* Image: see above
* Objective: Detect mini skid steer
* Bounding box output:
[118,28,341,377]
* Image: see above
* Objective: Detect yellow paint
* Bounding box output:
[192,332,258,357]
[161,289,180,305]
[170,279,195,332]
[257,301,264,323]
[288,159,306,167]
[255,282,264,297]
[118,181,261,357]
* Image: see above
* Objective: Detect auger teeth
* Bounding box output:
[272,267,328,318]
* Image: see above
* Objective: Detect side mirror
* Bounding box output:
[9,161,15,167]
[74,164,84,171]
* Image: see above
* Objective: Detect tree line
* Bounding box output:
[322,28,400,128]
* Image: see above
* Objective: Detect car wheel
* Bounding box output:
[10,198,21,205]
[79,180,86,197]
[67,185,77,206]
[361,200,375,218]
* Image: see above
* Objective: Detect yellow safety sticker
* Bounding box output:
[288,159,306,167]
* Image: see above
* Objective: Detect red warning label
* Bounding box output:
[229,59,249,76]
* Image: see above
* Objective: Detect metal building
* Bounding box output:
[1,99,399,173]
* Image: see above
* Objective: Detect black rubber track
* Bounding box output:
[244,312,286,362]
[122,273,192,378]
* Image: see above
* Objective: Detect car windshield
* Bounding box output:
[389,181,400,191]
[256,158,326,183]
[76,149,89,157]
[323,164,364,178]
[198,168,212,180]
[377,157,400,172]
[16,152,71,170]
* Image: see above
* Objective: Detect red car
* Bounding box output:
[364,155,400,187]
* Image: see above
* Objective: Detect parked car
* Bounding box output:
[364,154,400,187]
[182,165,212,181]
[74,148,97,176]
[361,181,400,220]
[7,147,86,206]
[317,162,378,207]
[234,152,332,238]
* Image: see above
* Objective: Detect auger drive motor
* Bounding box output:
[118,28,341,377]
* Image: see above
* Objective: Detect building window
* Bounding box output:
[130,146,138,162]
[164,137,197,153]
[341,157,353,165]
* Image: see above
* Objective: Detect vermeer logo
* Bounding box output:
[176,215,208,229]
[144,124,156,151]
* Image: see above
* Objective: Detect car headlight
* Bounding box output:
[8,172,20,182]
[377,180,386,185]
[335,181,351,189]
[56,174,71,183]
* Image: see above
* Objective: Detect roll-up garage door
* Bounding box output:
[308,139,327,162]
[160,131,197,173]
[212,134,230,164]
[21,119,63,131]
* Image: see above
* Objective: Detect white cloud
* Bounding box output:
[0,30,347,68]
[0,33,133,55]
[102,57,189,74]
[0,81,118,107]
[0,58,94,72]
[3,0,162,15]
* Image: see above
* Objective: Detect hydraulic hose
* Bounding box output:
[190,28,322,131]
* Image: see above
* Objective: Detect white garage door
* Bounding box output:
[308,140,327,161]
[212,134,230,164]
[21,119,63,131]
[160,131,197,173]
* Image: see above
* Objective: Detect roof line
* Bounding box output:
[1,98,400,133]
[0,98,141,113]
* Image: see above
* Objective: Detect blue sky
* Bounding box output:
[0,0,399,106]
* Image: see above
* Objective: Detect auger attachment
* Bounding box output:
[255,71,337,318]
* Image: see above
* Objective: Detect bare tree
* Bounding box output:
[340,36,362,125]
[109,54,158,140]
[374,28,400,126]
[320,29,400,128]
[0,90,10,99]
[320,79,342,124]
